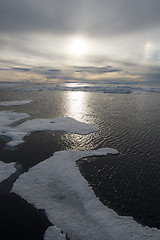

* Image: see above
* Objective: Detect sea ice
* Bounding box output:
[5,82,160,94]
[17,117,99,135]
[0,110,99,148]
[0,111,30,127]
[0,111,30,147]
[44,226,66,240]
[12,148,160,240]
[0,161,16,182]
[0,100,33,106]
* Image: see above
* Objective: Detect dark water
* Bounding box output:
[0,88,160,230]
[0,193,52,240]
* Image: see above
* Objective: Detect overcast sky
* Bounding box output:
[0,0,160,83]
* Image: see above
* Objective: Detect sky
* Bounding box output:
[0,0,160,84]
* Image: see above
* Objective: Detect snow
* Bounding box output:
[0,161,16,182]
[0,111,30,147]
[0,111,99,148]
[17,117,99,135]
[0,111,30,127]
[44,226,66,240]
[12,148,160,240]
[0,100,33,106]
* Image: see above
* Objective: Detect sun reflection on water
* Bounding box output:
[65,91,88,122]
[63,91,98,151]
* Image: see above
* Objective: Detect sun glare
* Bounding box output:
[69,38,87,56]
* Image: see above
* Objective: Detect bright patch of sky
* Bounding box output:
[0,0,160,83]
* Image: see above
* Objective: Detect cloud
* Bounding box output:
[48,69,62,72]
[74,66,121,74]
[12,67,30,72]
[1,0,160,37]
[0,64,124,83]
[0,0,160,83]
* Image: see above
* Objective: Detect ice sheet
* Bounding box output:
[12,148,160,240]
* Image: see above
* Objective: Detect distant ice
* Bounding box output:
[12,148,160,240]
[0,111,99,148]
[0,161,16,182]
[5,83,160,94]
[0,100,33,106]
[44,226,66,240]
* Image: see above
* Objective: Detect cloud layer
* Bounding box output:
[0,0,160,83]
[1,0,160,36]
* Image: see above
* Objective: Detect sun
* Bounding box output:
[69,38,87,56]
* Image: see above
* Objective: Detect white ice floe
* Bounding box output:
[0,100,33,106]
[17,117,99,135]
[12,148,160,240]
[44,226,66,240]
[0,110,99,147]
[0,161,16,182]
[0,111,30,127]
[0,111,30,147]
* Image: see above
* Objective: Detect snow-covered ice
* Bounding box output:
[12,148,160,240]
[0,100,33,106]
[44,226,66,240]
[0,161,16,182]
[0,111,30,147]
[17,117,99,135]
[0,111,99,147]
[0,111,30,127]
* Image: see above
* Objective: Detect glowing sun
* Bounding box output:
[69,38,87,56]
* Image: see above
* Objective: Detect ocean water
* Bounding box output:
[0,83,160,238]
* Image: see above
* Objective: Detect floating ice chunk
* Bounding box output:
[44,226,66,240]
[0,111,30,148]
[17,117,99,135]
[2,128,28,147]
[11,147,159,240]
[13,149,118,240]
[0,111,30,127]
[0,100,33,106]
[12,148,160,239]
[0,161,16,182]
[0,111,99,148]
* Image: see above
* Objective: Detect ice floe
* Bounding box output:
[0,100,33,106]
[0,111,99,147]
[17,117,99,135]
[0,111,30,127]
[0,111,30,147]
[0,161,16,182]
[12,148,160,240]
[44,226,66,240]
